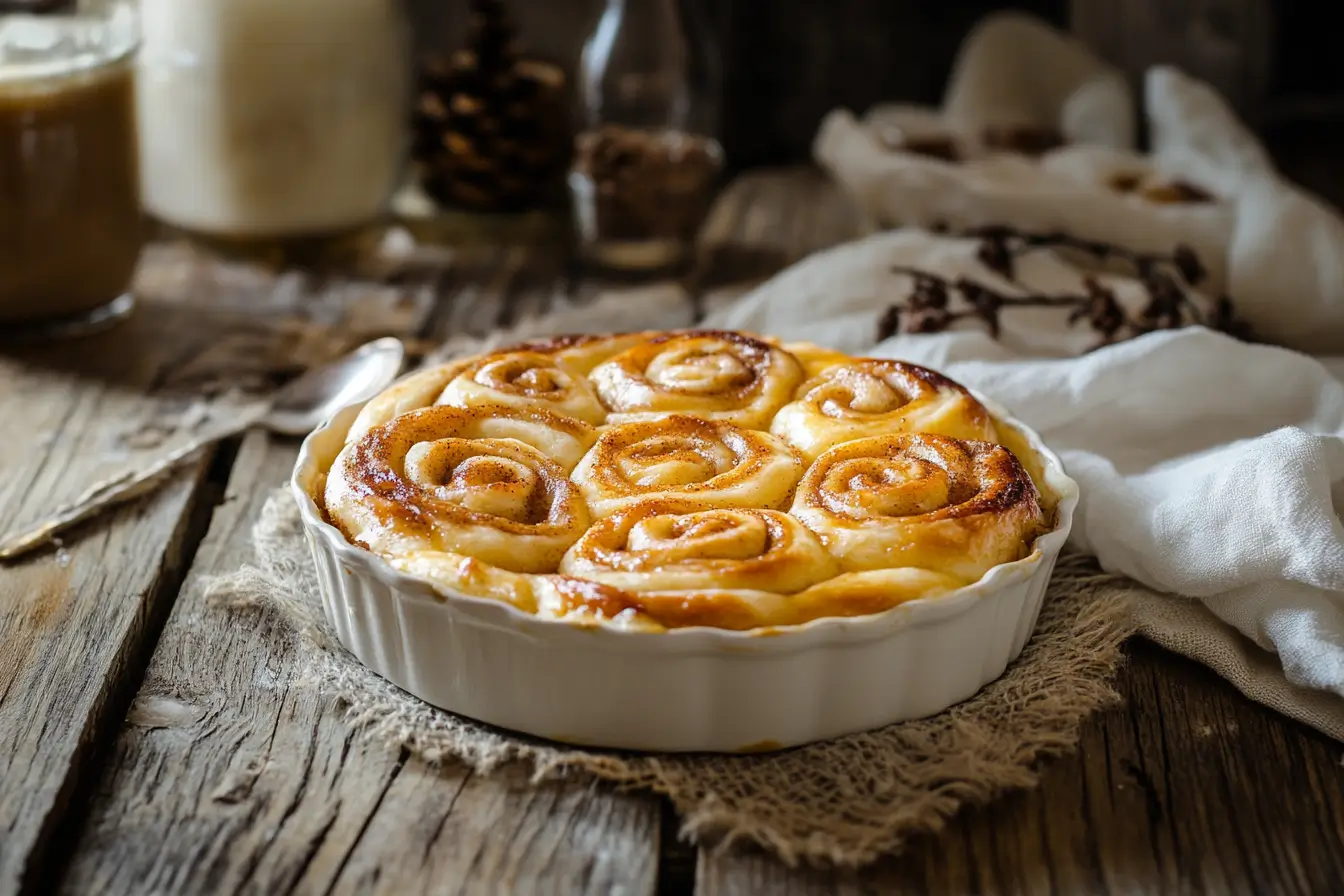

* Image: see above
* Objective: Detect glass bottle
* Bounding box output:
[570,0,723,273]
[135,0,412,264]
[0,0,143,339]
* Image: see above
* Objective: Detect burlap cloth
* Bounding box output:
[207,489,1138,869]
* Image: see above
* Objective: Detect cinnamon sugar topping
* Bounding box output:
[322,330,1056,630]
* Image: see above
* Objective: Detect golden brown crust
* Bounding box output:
[436,350,608,424]
[561,504,838,594]
[780,341,853,377]
[589,329,805,428]
[496,332,651,374]
[770,358,997,460]
[535,575,794,631]
[571,415,805,518]
[790,433,1047,582]
[319,330,1056,630]
[325,405,593,574]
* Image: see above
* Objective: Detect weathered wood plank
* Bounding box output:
[0,300,232,894]
[0,464,212,896]
[0,244,438,895]
[697,642,1344,896]
[694,167,865,320]
[51,434,410,896]
[57,436,661,896]
[327,763,659,895]
[56,252,664,895]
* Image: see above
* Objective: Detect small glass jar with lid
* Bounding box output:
[0,0,143,339]
[570,0,723,273]
[135,0,412,263]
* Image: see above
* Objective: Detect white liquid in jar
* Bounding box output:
[136,0,410,238]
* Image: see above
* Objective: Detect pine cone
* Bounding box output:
[412,0,572,213]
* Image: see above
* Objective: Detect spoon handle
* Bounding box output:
[0,407,267,562]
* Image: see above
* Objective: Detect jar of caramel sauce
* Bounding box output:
[0,2,142,338]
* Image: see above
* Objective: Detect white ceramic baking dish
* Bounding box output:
[291,390,1078,753]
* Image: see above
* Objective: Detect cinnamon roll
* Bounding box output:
[325,405,594,574]
[346,362,463,444]
[788,568,966,621]
[318,327,1062,631]
[572,415,805,518]
[436,350,607,424]
[771,359,996,460]
[346,349,608,444]
[590,330,805,428]
[790,433,1046,583]
[548,504,836,630]
[562,504,838,595]
[390,552,540,614]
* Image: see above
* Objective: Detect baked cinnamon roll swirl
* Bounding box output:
[346,349,607,444]
[791,433,1046,583]
[316,327,1065,631]
[436,350,607,424]
[771,359,996,461]
[561,504,838,594]
[590,330,805,428]
[548,504,837,630]
[572,415,805,518]
[325,405,594,574]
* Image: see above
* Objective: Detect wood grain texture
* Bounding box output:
[328,761,658,895]
[0,302,228,895]
[0,245,436,895]
[0,467,212,896]
[698,643,1344,896]
[55,251,664,896]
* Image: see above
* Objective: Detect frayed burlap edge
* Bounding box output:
[206,490,1138,869]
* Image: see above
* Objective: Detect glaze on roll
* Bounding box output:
[571,415,804,518]
[318,329,1055,631]
[589,330,804,428]
[790,433,1047,582]
[771,358,997,460]
[325,404,595,581]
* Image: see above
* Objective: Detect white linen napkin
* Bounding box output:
[817,58,1344,355]
[707,230,1344,740]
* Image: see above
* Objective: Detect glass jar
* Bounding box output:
[0,0,142,339]
[135,0,411,254]
[570,0,723,273]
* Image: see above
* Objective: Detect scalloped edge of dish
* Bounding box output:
[291,387,1078,751]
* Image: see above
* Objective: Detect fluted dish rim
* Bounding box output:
[291,384,1077,655]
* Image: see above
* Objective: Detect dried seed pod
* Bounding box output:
[411,0,572,213]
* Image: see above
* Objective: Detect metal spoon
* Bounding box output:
[0,337,406,561]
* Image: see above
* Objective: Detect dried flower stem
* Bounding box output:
[878,227,1249,348]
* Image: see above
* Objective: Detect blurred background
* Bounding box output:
[409,0,1342,200]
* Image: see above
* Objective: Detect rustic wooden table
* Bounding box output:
[2,169,1343,896]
